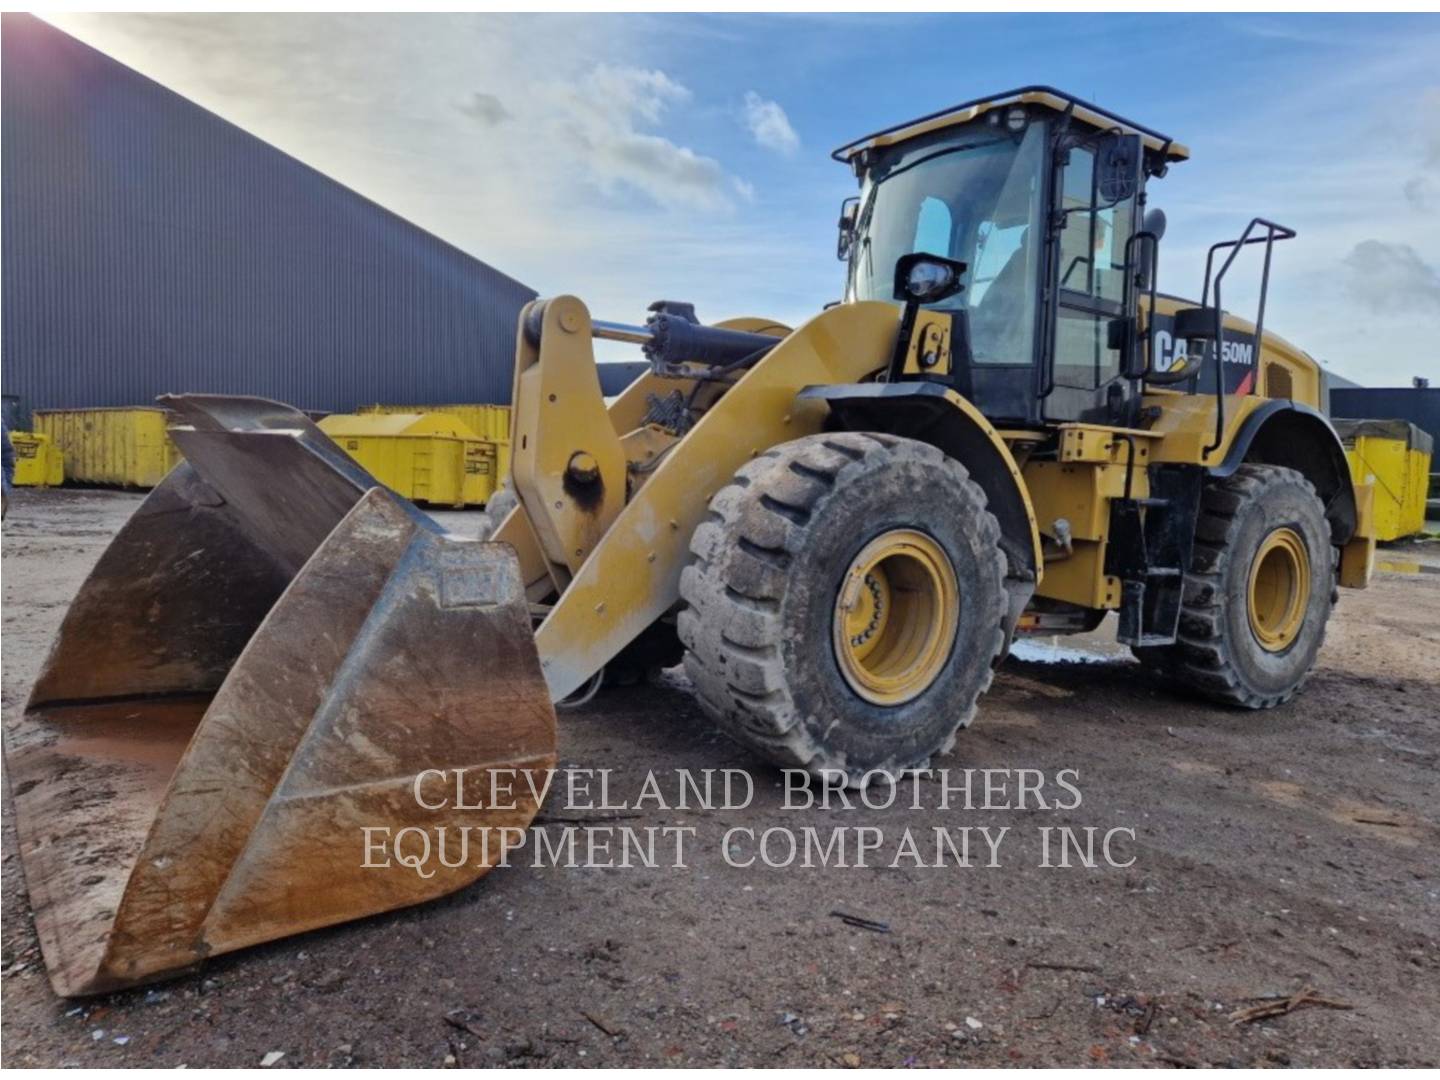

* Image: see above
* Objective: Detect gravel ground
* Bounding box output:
[3,487,1437,1067]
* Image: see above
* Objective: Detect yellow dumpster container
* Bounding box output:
[34,407,182,488]
[358,403,511,489]
[1335,418,1433,541]
[360,403,510,442]
[318,412,500,508]
[8,431,65,487]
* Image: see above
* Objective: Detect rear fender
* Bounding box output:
[1215,400,1358,546]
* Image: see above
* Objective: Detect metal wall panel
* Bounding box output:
[1,14,537,419]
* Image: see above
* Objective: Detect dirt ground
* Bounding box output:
[2,487,1437,1068]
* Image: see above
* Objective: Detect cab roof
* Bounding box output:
[833,85,1191,166]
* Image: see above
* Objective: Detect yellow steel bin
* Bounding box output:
[358,403,511,491]
[1335,418,1433,541]
[8,431,65,487]
[318,412,499,508]
[33,407,182,488]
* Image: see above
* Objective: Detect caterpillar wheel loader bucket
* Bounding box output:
[3,396,556,997]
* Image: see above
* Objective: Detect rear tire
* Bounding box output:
[1133,463,1335,708]
[678,432,1008,786]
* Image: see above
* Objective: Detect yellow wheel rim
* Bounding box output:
[1247,527,1310,652]
[833,529,959,706]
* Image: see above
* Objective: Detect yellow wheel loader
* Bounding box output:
[5,86,1375,996]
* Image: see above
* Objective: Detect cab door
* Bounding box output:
[1043,143,1140,425]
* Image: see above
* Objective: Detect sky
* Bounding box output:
[45,12,1440,387]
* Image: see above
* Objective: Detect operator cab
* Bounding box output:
[836,86,1189,427]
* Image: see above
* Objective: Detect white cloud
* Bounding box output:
[581,64,689,125]
[559,64,738,212]
[742,91,799,155]
[458,91,510,127]
[1401,86,1440,213]
[1422,87,1440,171]
[1404,176,1437,213]
[1343,241,1440,314]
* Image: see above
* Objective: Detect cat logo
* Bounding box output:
[1154,331,1255,372]
[1153,330,1191,373]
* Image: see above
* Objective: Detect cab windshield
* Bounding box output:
[847,122,1046,365]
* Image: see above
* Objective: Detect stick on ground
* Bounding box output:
[1228,985,1353,1025]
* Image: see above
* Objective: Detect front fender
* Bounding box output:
[795,381,1043,586]
[796,381,1043,657]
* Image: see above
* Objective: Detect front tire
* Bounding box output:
[1134,464,1336,708]
[677,432,1008,785]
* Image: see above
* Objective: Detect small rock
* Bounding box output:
[304,969,347,993]
[842,1051,861,1067]
[261,1050,285,1067]
[965,1016,983,1030]
[113,1036,130,1046]
[504,1039,537,1060]
[91,1029,106,1041]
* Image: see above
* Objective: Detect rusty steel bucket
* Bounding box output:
[3,396,556,996]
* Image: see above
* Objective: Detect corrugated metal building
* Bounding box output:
[1,14,646,422]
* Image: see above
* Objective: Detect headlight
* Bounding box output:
[892,253,967,304]
[906,260,958,301]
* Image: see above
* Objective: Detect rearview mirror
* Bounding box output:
[1096,132,1142,204]
[837,196,859,261]
[1137,207,1166,289]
